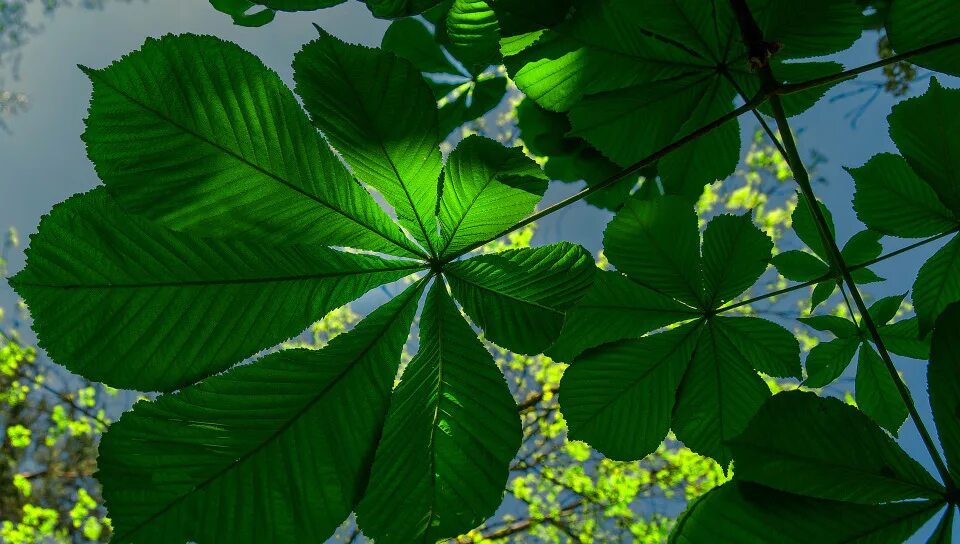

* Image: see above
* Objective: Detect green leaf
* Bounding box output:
[929,302,960,484]
[851,266,885,285]
[803,337,860,388]
[365,0,445,18]
[856,344,909,434]
[749,0,863,58]
[670,482,940,544]
[672,322,772,464]
[446,0,500,69]
[771,250,828,282]
[80,34,419,258]
[850,153,957,238]
[792,192,836,262]
[729,391,942,503]
[711,316,801,379]
[887,0,960,77]
[927,505,956,544]
[914,237,960,334]
[867,294,906,326]
[888,78,960,213]
[209,0,347,26]
[841,230,883,265]
[560,323,702,461]
[96,281,424,543]
[604,196,703,308]
[547,270,700,362]
[880,318,930,360]
[810,280,837,310]
[701,214,774,308]
[357,283,520,543]
[445,243,595,354]
[382,17,460,75]
[294,29,443,255]
[798,315,858,338]
[437,136,547,257]
[9,189,419,392]
[437,76,508,137]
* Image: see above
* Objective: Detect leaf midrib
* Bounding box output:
[113,281,425,542]
[15,263,424,290]
[84,68,421,259]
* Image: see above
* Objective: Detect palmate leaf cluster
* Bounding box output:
[9,0,960,541]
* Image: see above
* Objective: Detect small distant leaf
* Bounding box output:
[445,243,595,354]
[357,283,520,543]
[792,193,836,262]
[804,337,860,388]
[771,250,829,282]
[929,302,960,483]
[810,280,837,311]
[880,318,930,360]
[867,294,906,326]
[798,315,858,338]
[856,344,909,434]
[841,229,883,265]
[729,391,941,503]
[209,0,346,26]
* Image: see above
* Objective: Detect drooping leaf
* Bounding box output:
[855,344,909,434]
[381,17,460,74]
[97,281,424,543]
[929,302,960,483]
[81,34,420,258]
[445,243,595,354]
[887,0,960,77]
[209,0,346,26]
[880,318,930,360]
[771,250,829,282]
[810,279,837,310]
[560,322,702,461]
[9,189,419,392]
[701,214,774,308]
[670,482,941,544]
[729,391,942,503]
[357,283,520,543]
[437,136,547,257]
[446,0,500,69]
[792,192,836,262]
[547,270,700,362]
[849,153,956,238]
[604,196,703,308]
[294,29,443,255]
[365,0,446,18]
[798,315,858,338]
[803,336,860,388]
[867,293,906,326]
[841,229,883,266]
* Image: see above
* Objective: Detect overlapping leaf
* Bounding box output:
[381,15,508,139]
[495,0,863,200]
[887,0,960,77]
[850,79,960,332]
[670,391,950,543]
[11,31,598,543]
[800,295,928,433]
[559,195,800,464]
[772,193,884,310]
[208,0,346,26]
